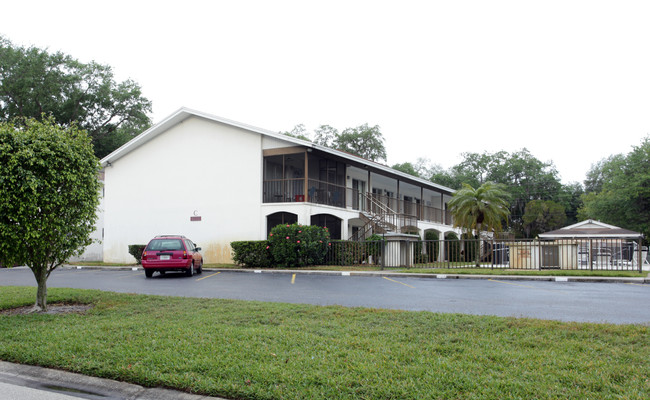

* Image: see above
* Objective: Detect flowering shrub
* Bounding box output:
[268,223,330,268]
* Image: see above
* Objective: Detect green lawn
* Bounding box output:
[1,287,648,399]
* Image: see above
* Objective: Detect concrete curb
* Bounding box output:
[63,265,649,284]
[0,360,226,400]
[215,268,650,284]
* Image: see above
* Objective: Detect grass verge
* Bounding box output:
[1,287,648,399]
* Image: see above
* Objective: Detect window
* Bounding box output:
[184,240,195,251]
[146,239,183,251]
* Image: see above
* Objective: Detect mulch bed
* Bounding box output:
[0,304,94,315]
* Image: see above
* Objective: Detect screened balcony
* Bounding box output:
[262,149,452,225]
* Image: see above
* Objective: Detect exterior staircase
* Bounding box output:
[349,193,418,241]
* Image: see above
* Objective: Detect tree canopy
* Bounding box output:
[0,118,102,311]
[522,200,567,238]
[281,123,387,162]
[279,124,310,141]
[579,136,650,240]
[392,158,437,179]
[426,149,574,238]
[333,124,386,162]
[391,162,420,177]
[0,36,152,159]
[313,124,339,147]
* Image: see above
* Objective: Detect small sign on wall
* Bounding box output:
[190,216,202,222]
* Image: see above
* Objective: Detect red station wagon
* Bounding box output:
[141,235,203,278]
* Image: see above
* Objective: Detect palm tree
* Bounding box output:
[448,182,510,266]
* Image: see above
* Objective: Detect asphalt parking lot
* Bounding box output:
[1,266,648,324]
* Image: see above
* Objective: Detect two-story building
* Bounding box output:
[99,108,458,264]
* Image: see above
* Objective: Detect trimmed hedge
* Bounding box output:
[231,241,273,268]
[128,244,147,264]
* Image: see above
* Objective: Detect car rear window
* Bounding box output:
[146,239,184,251]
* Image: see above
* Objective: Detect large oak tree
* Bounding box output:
[0,36,151,158]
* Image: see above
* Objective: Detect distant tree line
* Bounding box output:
[283,118,648,242]
[393,141,649,242]
[579,137,649,241]
[391,149,579,239]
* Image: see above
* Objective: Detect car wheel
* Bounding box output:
[186,262,194,277]
[197,260,203,274]
[145,269,153,278]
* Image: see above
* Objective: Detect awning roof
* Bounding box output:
[539,219,643,239]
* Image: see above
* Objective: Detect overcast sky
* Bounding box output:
[3,1,649,184]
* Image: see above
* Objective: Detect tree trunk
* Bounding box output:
[475,224,482,267]
[32,265,48,312]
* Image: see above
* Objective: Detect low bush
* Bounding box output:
[231,241,272,268]
[325,240,360,265]
[365,234,384,264]
[127,244,146,264]
[445,232,461,262]
[326,239,385,266]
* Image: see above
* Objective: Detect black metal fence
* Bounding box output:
[325,238,648,272]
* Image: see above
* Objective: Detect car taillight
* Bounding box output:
[142,251,147,260]
[183,251,187,259]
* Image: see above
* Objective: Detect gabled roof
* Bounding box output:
[100,107,455,194]
[539,219,643,239]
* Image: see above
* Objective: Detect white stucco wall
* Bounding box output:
[261,202,359,239]
[69,189,104,262]
[103,116,263,264]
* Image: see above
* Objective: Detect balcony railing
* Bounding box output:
[263,178,452,225]
[263,179,305,203]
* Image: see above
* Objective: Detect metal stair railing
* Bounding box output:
[349,193,417,241]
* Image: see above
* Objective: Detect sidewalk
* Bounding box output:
[0,361,226,400]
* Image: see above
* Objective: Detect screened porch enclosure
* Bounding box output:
[262,149,453,225]
[263,151,346,205]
